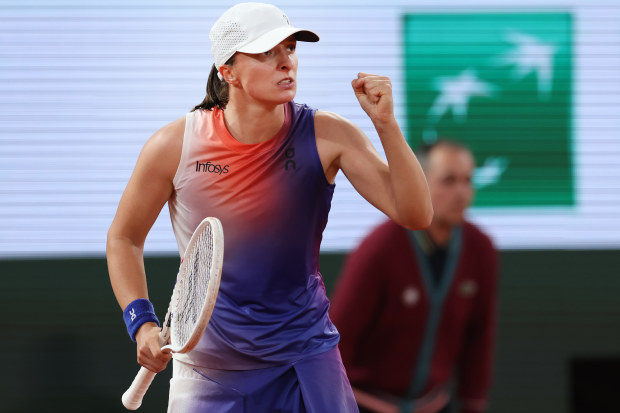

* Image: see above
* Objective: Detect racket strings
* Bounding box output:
[171,224,214,348]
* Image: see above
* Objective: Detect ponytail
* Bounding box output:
[192,58,234,111]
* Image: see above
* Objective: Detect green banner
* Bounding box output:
[404,13,574,207]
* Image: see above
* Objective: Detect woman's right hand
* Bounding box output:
[135,322,172,373]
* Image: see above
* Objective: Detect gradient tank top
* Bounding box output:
[168,101,339,369]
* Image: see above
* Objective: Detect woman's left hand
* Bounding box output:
[351,72,395,126]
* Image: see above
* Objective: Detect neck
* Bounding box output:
[426,220,454,247]
[223,97,286,145]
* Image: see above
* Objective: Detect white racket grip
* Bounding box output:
[122,366,157,410]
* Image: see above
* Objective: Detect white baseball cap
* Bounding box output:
[210,3,319,79]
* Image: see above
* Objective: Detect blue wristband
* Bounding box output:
[123,298,160,342]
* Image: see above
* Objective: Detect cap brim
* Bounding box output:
[237,26,319,54]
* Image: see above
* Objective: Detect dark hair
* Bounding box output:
[416,138,471,172]
[192,57,235,112]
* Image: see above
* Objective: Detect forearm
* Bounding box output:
[460,399,489,413]
[330,240,385,368]
[457,320,495,407]
[350,72,432,229]
[107,235,150,310]
[373,118,432,230]
[108,234,171,371]
[458,310,496,408]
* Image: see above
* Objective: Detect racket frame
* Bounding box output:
[121,216,223,410]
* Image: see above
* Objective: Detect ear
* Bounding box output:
[218,65,238,86]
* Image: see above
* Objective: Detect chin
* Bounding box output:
[266,93,295,106]
[453,216,466,225]
[281,90,297,102]
[446,213,465,226]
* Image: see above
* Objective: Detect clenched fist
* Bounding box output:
[351,72,395,126]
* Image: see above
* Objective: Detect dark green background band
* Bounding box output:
[2,249,619,412]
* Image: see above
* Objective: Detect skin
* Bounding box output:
[107,36,433,373]
[424,145,475,246]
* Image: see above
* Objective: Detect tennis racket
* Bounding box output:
[121,216,224,410]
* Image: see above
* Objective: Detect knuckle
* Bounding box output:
[157,353,168,362]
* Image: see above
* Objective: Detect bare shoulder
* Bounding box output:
[315,110,363,143]
[314,110,378,183]
[315,110,375,155]
[139,115,186,178]
[145,115,185,155]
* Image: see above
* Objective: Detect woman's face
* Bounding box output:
[226,37,299,105]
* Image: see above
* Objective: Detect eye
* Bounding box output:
[263,50,272,56]
[288,44,296,52]
[443,175,456,186]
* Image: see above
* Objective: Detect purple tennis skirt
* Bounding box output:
[167,346,359,412]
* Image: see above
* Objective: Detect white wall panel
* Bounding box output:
[1,0,620,257]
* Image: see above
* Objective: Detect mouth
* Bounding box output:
[277,78,295,87]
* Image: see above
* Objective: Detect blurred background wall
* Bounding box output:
[1,0,619,412]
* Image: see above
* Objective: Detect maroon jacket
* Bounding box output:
[330,220,499,413]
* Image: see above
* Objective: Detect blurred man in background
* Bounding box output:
[330,140,499,413]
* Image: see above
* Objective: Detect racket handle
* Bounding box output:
[122,367,157,410]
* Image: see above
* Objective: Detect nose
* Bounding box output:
[278,55,292,71]
[457,180,473,200]
[275,46,294,71]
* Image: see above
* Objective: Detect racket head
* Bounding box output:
[162,216,224,354]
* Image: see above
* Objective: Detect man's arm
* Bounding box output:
[330,224,388,374]
[456,240,500,413]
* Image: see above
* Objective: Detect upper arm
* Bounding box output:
[315,111,396,218]
[107,116,185,247]
[330,227,387,362]
[468,236,500,333]
[479,238,500,311]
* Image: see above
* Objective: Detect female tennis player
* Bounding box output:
[107,2,433,412]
